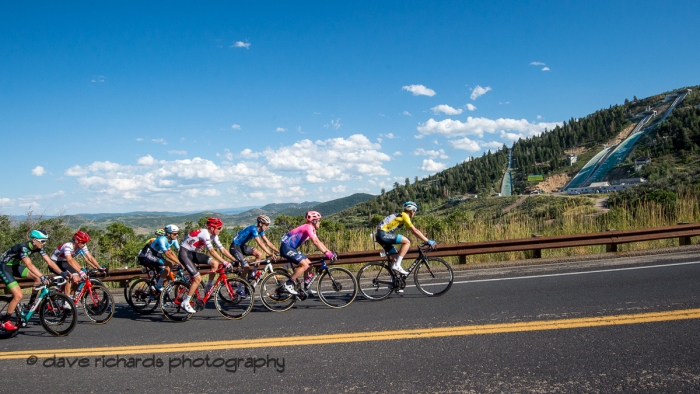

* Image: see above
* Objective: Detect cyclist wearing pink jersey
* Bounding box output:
[279,211,336,295]
[178,217,236,314]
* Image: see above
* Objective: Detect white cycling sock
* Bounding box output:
[394,256,404,268]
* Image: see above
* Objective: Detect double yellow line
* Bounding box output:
[3,308,700,360]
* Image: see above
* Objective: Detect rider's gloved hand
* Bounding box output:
[222,261,232,271]
[325,251,337,261]
[427,240,437,249]
[78,271,88,280]
[60,271,71,279]
[268,253,277,262]
[99,266,107,272]
[40,275,50,285]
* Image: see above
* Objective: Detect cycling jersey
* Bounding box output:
[51,242,89,263]
[377,212,414,233]
[138,235,180,266]
[150,235,180,256]
[0,241,46,266]
[232,225,263,246]
[181,228,223,252]
[280,224,317,249]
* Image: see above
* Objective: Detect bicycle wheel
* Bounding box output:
[123,275,142,307]
[356,262,394,301]
[39,292,77,336]
[82,284,115,324]
[214,278,254,319]
[128,278,159,314]
[160,280,202,322]
[414,257,454,296]
[317,267,357,308]
[259,271,296,312]
[0,295,20,339]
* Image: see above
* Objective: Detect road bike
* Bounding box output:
[159,265,253,322]
[237,258,290,293]
[127,264,188,315]
[61,268,115,324]
[0,276,77,338]
[356,243,453,300]
[259,259,357,312]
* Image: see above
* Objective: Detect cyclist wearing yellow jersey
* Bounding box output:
[375,201,436,275]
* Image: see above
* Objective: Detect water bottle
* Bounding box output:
[76,281,85,293]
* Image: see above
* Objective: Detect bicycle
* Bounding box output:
[128,264,188,315]
[356,243,453,300]
[237,258,290,293]
[159,265,254,322]
[259,258,357,312]
[0,276,77,338]
[61,268,115,324]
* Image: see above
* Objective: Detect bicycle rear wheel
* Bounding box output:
[356,262,394,301]
[160,281,202,322]
[82,284,115,324]
[214,278,254,319]
[39,292,77,336]
[123,276,142,307]
[317,267,357,308]
[414,257,453,296]
[259,272,296,312]
[128,278,159,314]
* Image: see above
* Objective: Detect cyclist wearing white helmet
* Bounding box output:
[0,230,64,332]
[229,215,279,291]
[376,201,436,276]
[137,225,181,290]
[279,211,336,295]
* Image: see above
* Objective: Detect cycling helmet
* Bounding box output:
[165,224,179,234]
[206,217,224,228]
[257,215,271,225]
[30,229,49,240]
[403,201,418,212]
[73,230,90,243]
[305,211,322,223]
[154,228,166,236]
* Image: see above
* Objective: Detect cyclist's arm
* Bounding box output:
[254,236,275,256]
[207,246,229,265]
[310,236,332,255]
[21,256,46,280]
[84,251,102,269]
[409,226,430,243]
[261,235,280,254]
[163,249,179,265]
[218,247,238,263]
[65,254,84,273]
[41,254,63,275]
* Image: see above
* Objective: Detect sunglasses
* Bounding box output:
[36,239,47,244]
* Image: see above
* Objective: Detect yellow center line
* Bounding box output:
[2,308,700,360]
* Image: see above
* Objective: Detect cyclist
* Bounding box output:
[50,230,103,296]
[137,225,180,290]
[178,217,235,313]
[0,230,63,331]
[229,215,279,286]
[279,211,336,295]
[375,201,437,276]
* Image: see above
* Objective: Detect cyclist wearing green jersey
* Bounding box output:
[0,230,65,331]
[375,201,437,275]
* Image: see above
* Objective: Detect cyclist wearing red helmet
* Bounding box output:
[50,230,103,295]
[178,217,237,313]
[279,211,336,295]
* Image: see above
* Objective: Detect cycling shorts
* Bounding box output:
[229,244,255,267]
[178,248,209,278]
[48,260,77,276]
[138,247,162,268]
[0,263,29,290]
[375,230,403,255]
[280,243,307,265]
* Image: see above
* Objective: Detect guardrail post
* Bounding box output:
[606,228,618,253]
[678,223,692,246]
[458,255,467,265]
[531,234,542,258]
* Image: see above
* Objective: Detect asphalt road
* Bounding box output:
[2,249,700,392]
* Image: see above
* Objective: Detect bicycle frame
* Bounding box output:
[9,276,67,326]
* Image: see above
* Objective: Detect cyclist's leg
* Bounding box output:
[1,264,23,323]
[178,249,203,298]
[14,264,41,305]
[229,244,251,277]
[280,244,308,294]
[59,261,79,296]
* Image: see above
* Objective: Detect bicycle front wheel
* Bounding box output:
[214,278,254,319]
[128,278,159,315]
[259,272,296,312]
[123,276,142,307]
[160,281,200,322]
[82,284,115,324]
[317,267,357,308]
[356,262,394,301]
[39,292,77,336]
[414,257,453,296]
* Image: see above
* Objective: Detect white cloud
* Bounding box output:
[275,127,286,132]
[482,141,505,149]
[324,118,342,130]
[152,138,167,145]
[530,61,546,66]
[414,148,448,159]
[417,117,562,138]
[420,159,446,172]
[231,41,251,49]
[136,138,144,141]
[449,138,481,152]
[137,155,157,166]
[31,166,45,176]
[466,103,477,111]
[0,197,14,206]
[332,185,346,193]
[470,85,491,100]
[542,67,550,71]
[168,150,187,155]
[91,76,105,83]
[431,104,463,115]
[402,84,436,97]
[393,151,403,156]
[239,148,261,159]
[231,124,241,130]
[402,111,412,116]
[379,133,397,139]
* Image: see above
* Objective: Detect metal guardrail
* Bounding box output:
[4,223,699,289]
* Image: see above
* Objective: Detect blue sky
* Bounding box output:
[1,1,698,215]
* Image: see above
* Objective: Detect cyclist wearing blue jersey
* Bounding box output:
[229,215,279,280]
[137,225,180,290]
